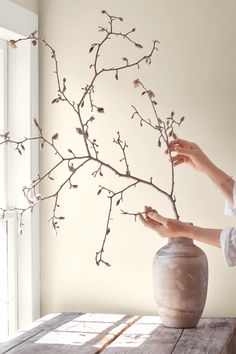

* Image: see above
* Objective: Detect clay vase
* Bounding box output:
[153,237,208,328]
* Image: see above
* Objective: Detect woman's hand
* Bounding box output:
[139,206,189,238]
[167,139,212,172]
[139,206,222,246]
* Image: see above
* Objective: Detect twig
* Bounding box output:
[4,11,185,266]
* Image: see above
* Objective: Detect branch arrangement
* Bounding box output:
[1,10,184,266]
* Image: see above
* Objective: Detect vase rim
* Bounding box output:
[168,237,193,244]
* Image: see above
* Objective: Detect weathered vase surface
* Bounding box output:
[153,237,208,328]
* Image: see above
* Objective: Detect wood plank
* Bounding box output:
[0,313,139,354]
[0,312,81,354]
[101,315,182,353]
[2,314,236,354]
[172,317,236,354]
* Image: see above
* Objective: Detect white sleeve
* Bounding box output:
[220,227,236,267]
[224,180,236,217]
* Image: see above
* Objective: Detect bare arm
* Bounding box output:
[179,224,221,247]
[139,206,221,247]
[167,139,234,204]
[201,161,234,205]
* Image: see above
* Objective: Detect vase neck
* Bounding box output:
[168,237,193,244]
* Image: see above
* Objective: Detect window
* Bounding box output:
[0,37,18,340]
[0,38,7,207]
[0,0,39,339]
[0,216,18,339]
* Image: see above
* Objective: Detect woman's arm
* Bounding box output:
[139,206,221,247]
[167,139,234,204]
[139,207,236,266]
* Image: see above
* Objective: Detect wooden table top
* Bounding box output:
[0,312,236,353]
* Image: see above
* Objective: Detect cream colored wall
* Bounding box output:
[10,0,39,14]
[39,0,236,317]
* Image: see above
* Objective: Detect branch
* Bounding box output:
[96,181,139,266]
[5,11,185,266]
[113,132,131,176]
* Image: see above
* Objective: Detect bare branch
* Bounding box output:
[96,181,139,265]
[113,132,130,176]
[3,10,184,266]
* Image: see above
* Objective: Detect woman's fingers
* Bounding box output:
[138,213,157,229]
[171,154,188,166]
[169,138,194,148]
[139,206,153,226]
[138,213,149,226]
[139,206,162,229]
[166,139,196,156]
[147,211,166,225]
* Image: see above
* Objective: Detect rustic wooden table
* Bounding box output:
[0,313,236,353]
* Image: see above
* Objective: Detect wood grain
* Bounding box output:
[0,313,139,354]
[101,315,183,353]
[172,318,236,354]
[1,313,236,353]
[0,312,81,353]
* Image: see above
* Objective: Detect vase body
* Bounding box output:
[153,237,208,328]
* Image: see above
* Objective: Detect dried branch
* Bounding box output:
[3,10,185,266]
[113,132,130,176]
[96,181,139,266]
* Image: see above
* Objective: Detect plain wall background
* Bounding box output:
[10,0,38,13]
[11,0,236,317]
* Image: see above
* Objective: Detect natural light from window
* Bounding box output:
[0,37,8,341]
[34,314,161,349]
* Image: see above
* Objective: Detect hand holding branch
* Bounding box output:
[139,206,188,238]
[139,205,222,247]
[168,138,234,204]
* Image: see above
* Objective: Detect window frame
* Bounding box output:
[0,0,39,329]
